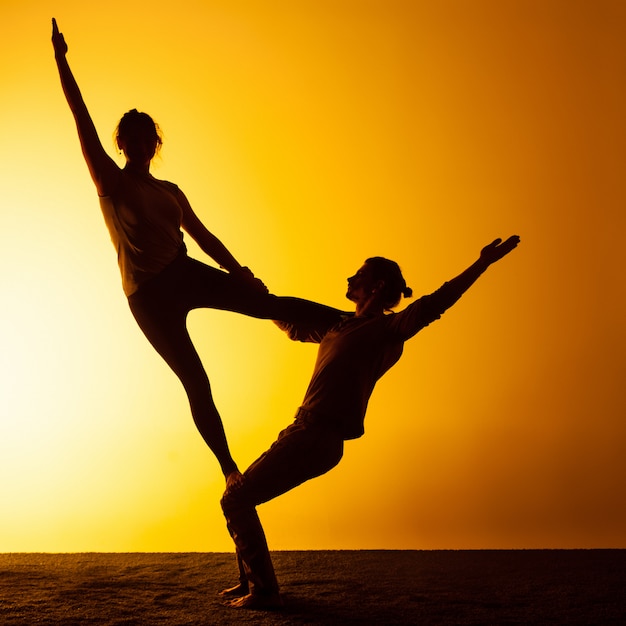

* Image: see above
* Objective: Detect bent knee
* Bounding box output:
[220,492,231,513]
[221,488,245,515]
[221,480,260,516]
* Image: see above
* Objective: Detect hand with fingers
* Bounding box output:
[225,471,245,495]
[480,235,520,266]
[235,267,270,295]
[51,18,68,58]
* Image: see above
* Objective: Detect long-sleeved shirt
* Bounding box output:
[276,280,467,439]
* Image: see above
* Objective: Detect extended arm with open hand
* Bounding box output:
[390,235,521,339]
[442,235,521,304]
[52,18,120,196]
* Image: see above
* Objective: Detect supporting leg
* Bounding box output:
[220,419,344,609]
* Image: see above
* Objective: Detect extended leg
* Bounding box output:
[178,256,346,326]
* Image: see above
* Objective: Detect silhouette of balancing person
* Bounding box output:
[220,236,520,609]
[51,18,344,490]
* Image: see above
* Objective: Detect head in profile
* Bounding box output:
[115,109,163,167]
[347,257,413,311]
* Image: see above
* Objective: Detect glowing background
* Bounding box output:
[1,0,625,551]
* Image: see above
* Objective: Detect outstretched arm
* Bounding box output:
[446,235,521,297]
[52,18,119,196]
[391,235,521,339]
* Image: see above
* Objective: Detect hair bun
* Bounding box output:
[403,286,413,298]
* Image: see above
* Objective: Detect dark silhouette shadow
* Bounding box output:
[51,17,347,491]
[220,239,520,609]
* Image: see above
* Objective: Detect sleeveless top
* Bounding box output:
[99,169,185,296]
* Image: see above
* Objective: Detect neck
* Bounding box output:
[124,161,151,176]
[355,298,385,318]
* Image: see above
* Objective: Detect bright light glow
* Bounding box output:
[1,0,625,551]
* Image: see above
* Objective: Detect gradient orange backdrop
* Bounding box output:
[1,0,625,551]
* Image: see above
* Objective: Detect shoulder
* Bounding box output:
[159,179,180,193]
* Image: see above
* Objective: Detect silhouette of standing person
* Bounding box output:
[220,235,520,609]
[51,18,344,488]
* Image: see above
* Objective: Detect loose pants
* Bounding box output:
[220,410,344,595]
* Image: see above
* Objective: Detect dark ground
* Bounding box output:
[0,550,625,625]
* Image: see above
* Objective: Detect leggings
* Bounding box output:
[221,410,344,595]
[127,253,342,476]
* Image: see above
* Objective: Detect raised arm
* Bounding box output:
[52,18,120,196]
[443,235,521,299]
[390,235,521,339]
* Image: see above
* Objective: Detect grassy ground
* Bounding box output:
[1,550,625,625]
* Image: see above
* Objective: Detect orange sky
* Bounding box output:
[1,0,625,551]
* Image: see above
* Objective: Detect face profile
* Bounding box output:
[346,258,412,313]
[346,263,381,304]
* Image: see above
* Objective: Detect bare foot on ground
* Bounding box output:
[219,583,249,598]
[224,593,283,610]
